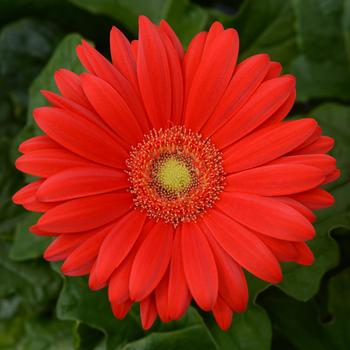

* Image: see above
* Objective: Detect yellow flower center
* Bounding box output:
[157,158,191,193]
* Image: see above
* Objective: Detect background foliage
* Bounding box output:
[0,0,349,349]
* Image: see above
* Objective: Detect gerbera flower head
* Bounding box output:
[13,16,338,330]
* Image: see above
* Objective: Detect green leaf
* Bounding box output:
[289,0,350,101]
[219,0,298,66]
[260,268,350,350]
[10,213,51,261]
[0,20,59,241]
[52,263,144,350]
[0,315,75,350]
[0,18,61,115]
[0,243,61,313]
[123,308,218,350]
[25,33,85,127]
[326,267,350,349]
[68,0,208,46]
[208,303,271,350]
[73,322,104,350]
[11,32,85,157]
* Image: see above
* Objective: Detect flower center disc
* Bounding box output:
[157,157,191,193]
[127,127,225,226]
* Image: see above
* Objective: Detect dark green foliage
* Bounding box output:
[0,1,349,349]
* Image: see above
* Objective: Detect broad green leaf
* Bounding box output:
[0,19,59,241]
[289,0,350,101]
[326,267,350,349]
[10,213,51,261]
[208,303,271,350]
[0,314,74,350]
[219,0,298,65]
[10,32,85,159]
[0,243,61,313]
[260,268,350,350]
[68,0,208,46]
[121,326,216,350]
[73,322,104,350]
[0,18,60,114]
[25,33,85,129]
[123,308,218,350]
[52,263,144,350]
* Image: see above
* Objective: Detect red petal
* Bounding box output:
[108,258,133,304]
[254,233,298,262]
[37,192,133,233]
[183,31,207,112]
[131,40,138,58]
[34,107,128,168]
[293,242,315,265]
[203,210,282,283]
[158,27,184,125]
[291,136,335,155]
[212,296,233,331]
[61,225,111,276]
[77,40,149,132]
[88,261,107,291]
[181,222,218,311]
[226,164,324,195]
[16,181,56,212]
[324,169,340,184]
[203,227,248,312]
[13,180,43,204]
[41,90,120,142]
[44,232,94,261]
[18,135,60,153]
[290,188,335,210]
[268,154,336,176]
[201,53,270,137]
[108,220,154,304]
[129,222,173,301]
[168,230,191,320]
[110,26,138,90]
[137,16,172,129]
[217,192,315,241]
[202,22,225,53]
[155,269,170,322]
[15,149,92,178]
[95,210,147,285]
[212,75,296,147]
[275,197,316,223]
[54,69,91,108]
[37,166,128,202]
[111,299,133,320]
[140,295,157,330]
[259,89,296,128]
[184,29,239,131]
[223,119,318,173]
[159,20,184,59]
[264,61,282,80]
[30,225,57,237]
[81,73,144,143]
[292,126,322,151]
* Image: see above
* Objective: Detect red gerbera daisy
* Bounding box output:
[13,16,338,330]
